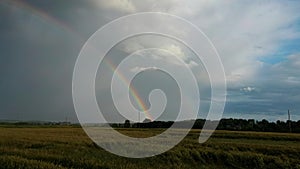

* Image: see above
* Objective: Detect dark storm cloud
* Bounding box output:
[0,0,95,121]
[0,0,136,122]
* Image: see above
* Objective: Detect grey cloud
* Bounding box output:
[225,54,300,120]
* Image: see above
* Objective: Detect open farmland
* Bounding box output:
[0,127,300,169]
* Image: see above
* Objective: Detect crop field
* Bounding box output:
[0,126,300,169]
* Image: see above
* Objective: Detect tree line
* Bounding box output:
[113,118,300,133]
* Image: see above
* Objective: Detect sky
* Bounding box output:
[0,0,300,122]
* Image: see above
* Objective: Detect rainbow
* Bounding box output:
[5,0,153,121]
[105,59,154,121]
[3,0,82,42]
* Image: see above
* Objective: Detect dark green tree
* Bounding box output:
[124,120,130,128]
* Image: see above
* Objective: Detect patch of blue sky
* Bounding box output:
[259,38,300,64]
[259,18,300,64]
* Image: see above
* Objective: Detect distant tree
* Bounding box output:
[116,118,300,133]
[124,120,130,128]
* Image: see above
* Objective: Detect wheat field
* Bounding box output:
[0,126,299,169]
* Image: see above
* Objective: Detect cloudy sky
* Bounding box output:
[1,0,300,122]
